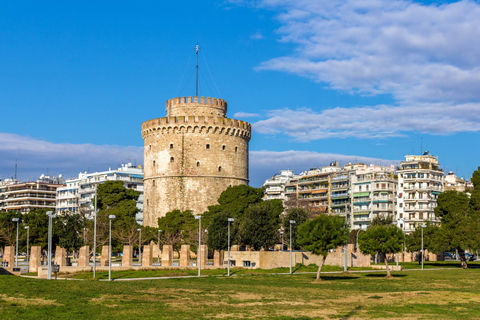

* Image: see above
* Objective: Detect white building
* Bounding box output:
[262,170,297,201]
[396,153,443,233]
[56,163,144,224]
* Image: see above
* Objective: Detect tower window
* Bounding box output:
[206,144,210,150]
[197,162,200,167]
[235,146,238,153]
[170,144,173,149]
[153,160,156,168]
[170,157,174,162]
[153,180,155,186]
[218,166,222,172]
[222,145,226,151]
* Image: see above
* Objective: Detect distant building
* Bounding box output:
[262,170,297,201]
[396,153,443,233]
[350,164,396,230]
[0,175,65,214]
[56,164,144,224]
[444,171,466,192]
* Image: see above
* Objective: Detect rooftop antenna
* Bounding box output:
[196,42,199,97]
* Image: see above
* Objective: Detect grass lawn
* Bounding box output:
[2,266,480,319]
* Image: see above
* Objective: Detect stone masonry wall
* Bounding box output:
[142,96,251,227]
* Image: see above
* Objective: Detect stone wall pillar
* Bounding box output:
[180,245,191,266]
[231,245,240,251]
[213,250,224,267]
[142,244,153,267]
[55,246,67,266]
[78,246,90,267]
[162,245,173,267]
[29,246,42,273]
[122,245,133,267]
[3,246,14,267]
[152,242,161,262]
[101,245,109,267]
[198,245,208,267]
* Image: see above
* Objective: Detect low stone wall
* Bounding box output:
[229,244,371,269]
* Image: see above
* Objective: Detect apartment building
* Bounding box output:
[350,164,397,230]
[0,175,65,213]
[396,153,443,233]
[56,163,144,224]
[262,170,297,201]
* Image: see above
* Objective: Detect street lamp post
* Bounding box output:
[355,228,362,253]
[93,190,98,279]
[421,224,427,270]
[108,215,115,281]
[137,228,142,265]
[195,215,202,277]
[46,211,56,280]
[157,229,162,263]
[12,218,19,267]
[289,220,296,274]
[25,226,29,269]
[227,218,234,276]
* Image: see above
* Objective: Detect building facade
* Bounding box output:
[142,96,251,227]
[0,175,65,213]
[56,164,144,224]
[396,153,443,233]
[262,170,297,201]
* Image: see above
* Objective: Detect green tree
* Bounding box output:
[405,223,440,262]
[370,215,394,226]
[56,213,84,253]
[297,214,349,280]
[157,209,197,252]
[282,207,310,250]
[358,225,404,277]
[434,190,480,269]
[206,211,232,251]
[0,211,22,247]
[237,200,283,250]
[202,185,264,228]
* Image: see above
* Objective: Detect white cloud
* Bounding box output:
[251,0,480,104]
[0,133,143,180]
[252,102,480,141]
[234,111,261,118]
[250,32,265,40]
[249,150,399,186]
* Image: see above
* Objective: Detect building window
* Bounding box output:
[153,160,156,168]
[419,212,424,220]
[235,146,238,153]
[243,261,251,267]
[153,180,155,186]
[359,186,362,191]
[366,185,369,191]
[170,157,174,162]
[399,213,403,218]
[170,144,173,149]
[197,162,200,167]
[218,166,222,172]
[206,144,210,150]
[222,145,226,150]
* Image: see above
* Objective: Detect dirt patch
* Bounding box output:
[0,294,61,307]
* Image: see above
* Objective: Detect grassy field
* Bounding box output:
[2,263,480,319]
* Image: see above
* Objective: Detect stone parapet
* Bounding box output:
[78,246,90,267]
[55,246,67,266]
[29,246,42,273]
[162,245,173,267]
[142,245,153,267]
[122,245,133,267]
[101,245,109,267]
[180,245,191,266]
[3,246,14,267]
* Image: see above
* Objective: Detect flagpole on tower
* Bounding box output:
[196,42,199,97]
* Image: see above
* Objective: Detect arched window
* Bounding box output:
[153,160,156,168]
[152,180,155,186]
[222,145,226,151]
[170,157,174,162]
[235,146,238,153]
[218,166,222,172]
[206,144,210,150]
[170,144,173,149]
[197,162,200,167]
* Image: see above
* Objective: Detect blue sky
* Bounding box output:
[1,0,479,187]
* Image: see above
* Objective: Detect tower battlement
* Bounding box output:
[166,96,227,117]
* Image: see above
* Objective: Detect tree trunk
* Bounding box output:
[383,253,391,277]
[316,255,327,280]
[459,251,468,269]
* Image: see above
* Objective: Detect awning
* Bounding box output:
[373,200,389,203]
[130,174,143,179]
[432,191,441,195]
[354,192,370,197]
[354,201,370,205]
[312,189,327,194]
